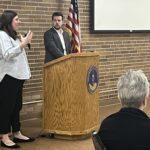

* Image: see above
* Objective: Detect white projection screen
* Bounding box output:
[92,0,150,33]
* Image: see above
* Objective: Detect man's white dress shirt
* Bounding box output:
[54,28,67,55]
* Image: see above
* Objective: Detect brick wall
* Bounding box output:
[1,0,150,120]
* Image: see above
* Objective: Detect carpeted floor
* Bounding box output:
[1,102,150,150]
[0,118,95,150]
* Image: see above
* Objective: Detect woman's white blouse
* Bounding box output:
[0,31,31,82]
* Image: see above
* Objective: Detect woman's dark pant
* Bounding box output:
[0,75,25,134]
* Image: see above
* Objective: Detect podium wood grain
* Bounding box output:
[43,53,100,135]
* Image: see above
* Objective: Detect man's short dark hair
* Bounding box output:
[52,12,64,20]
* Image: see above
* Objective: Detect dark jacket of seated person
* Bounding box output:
[97,70,150,150]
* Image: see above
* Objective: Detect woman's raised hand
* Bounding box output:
[20,30,33,49]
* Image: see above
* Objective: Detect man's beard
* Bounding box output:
[54,26,61,30]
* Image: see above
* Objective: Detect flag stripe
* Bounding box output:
[66,0,81,53]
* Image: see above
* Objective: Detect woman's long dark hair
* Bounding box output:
[0,10,18,40]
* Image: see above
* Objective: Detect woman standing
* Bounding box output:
[0,10,34,148]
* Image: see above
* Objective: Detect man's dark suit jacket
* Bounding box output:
[44,27,71,63]
[98,107,150,150]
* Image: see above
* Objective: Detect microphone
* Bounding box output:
[27,43,31,50]
[24,32,31,50]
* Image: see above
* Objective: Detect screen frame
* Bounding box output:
[91,0,150,33]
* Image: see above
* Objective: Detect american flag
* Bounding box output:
[66,0,81,53]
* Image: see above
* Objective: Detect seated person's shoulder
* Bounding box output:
[101,112,119,125]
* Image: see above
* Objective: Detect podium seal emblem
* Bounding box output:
[87,66,99,93]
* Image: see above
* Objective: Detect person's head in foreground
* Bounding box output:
[117,69,149,110]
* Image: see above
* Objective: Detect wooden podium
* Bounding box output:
[43,52,100,136]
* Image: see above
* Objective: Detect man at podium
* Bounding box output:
[44,12,71,63]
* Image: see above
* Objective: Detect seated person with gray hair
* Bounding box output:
[97,70,150,150]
